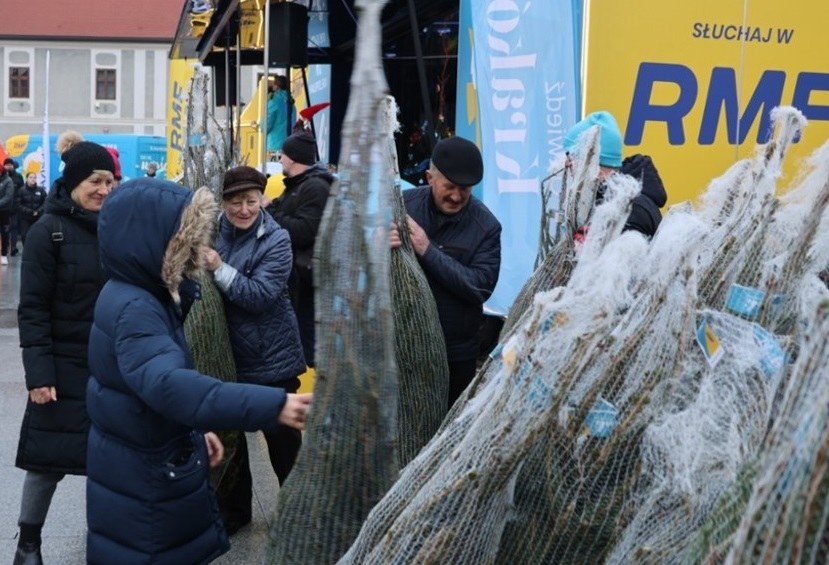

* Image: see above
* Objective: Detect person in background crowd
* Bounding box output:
[146,162,158,177]
[390,136,502,407]
[266,132,334,367]
[85,178,311,564]
[12,136,116,565]
[563,110,667,239]
[266,75,295,158]
[0,164,14,265]
[4,158,24,256]
[105,147,123,187]
[204,166,306,535]
[17,173,48,246]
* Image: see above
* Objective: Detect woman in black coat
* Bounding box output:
[13,138,116,564]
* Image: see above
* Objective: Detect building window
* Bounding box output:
[9,67,30,99]
[96,69,117,100]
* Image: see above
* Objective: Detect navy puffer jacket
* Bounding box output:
[213,210,305,383]
[86,179,287,565]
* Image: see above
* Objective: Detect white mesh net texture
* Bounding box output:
[334,107,829,564]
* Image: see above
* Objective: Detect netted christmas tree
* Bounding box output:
[266,1,399,563]
[500,126,599,338]
[178,66,239,493]
[379,96,450,468]
[341,173,655,563]
[682,131,829,564]
[725,282,829,564]
[337,106,829,564]
[602,108,808,564]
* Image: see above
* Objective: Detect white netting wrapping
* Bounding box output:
[332,107,829,564]
[725,280,829,563]
[608,308,785,564]
[502,125,600,338]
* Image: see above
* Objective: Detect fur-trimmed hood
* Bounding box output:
[99,178,217,304]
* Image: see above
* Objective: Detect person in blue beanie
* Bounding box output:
[564,110,667,238]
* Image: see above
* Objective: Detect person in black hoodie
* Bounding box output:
[12,135,115,565]
[266,132,334,367]
[563,111,667,239]
[617,153,668,237]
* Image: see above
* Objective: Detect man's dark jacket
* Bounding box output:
[267,163,334,364]
[0,172,14,212]
[8,169,24,212]
[267,164,334,275]
[403,186,501,362]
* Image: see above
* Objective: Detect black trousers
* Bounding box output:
[19,216,38,245]
[9,211,19,251]
[447,358,478,408]
[0,211,10,256]
[218,378,302,522]
[290,269,315,367]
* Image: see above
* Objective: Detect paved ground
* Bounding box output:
[0,255,281,563]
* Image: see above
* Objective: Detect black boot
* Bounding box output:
[15,522,44,565]
[12,542,43,565]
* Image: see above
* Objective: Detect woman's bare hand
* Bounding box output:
[30,386,57,404]
[202,247,222,272]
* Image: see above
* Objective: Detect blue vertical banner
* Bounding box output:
[308,0,330,49]
[456,0,582,316]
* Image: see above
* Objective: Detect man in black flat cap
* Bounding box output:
[391,136,502,407]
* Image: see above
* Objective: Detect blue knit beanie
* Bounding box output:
[563,111,623,168]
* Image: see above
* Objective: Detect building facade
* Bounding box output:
[0,0,179,142]
[1,41,170,141]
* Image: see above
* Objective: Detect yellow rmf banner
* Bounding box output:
[584,0,829,205]
[166,59,199,182]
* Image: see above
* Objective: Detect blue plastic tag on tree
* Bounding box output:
[753,323,787,379]
[725,283,765,320]
[585,397,619,438]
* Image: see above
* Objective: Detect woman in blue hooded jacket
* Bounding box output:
[85,179,311,564]
[203,166,306,534]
